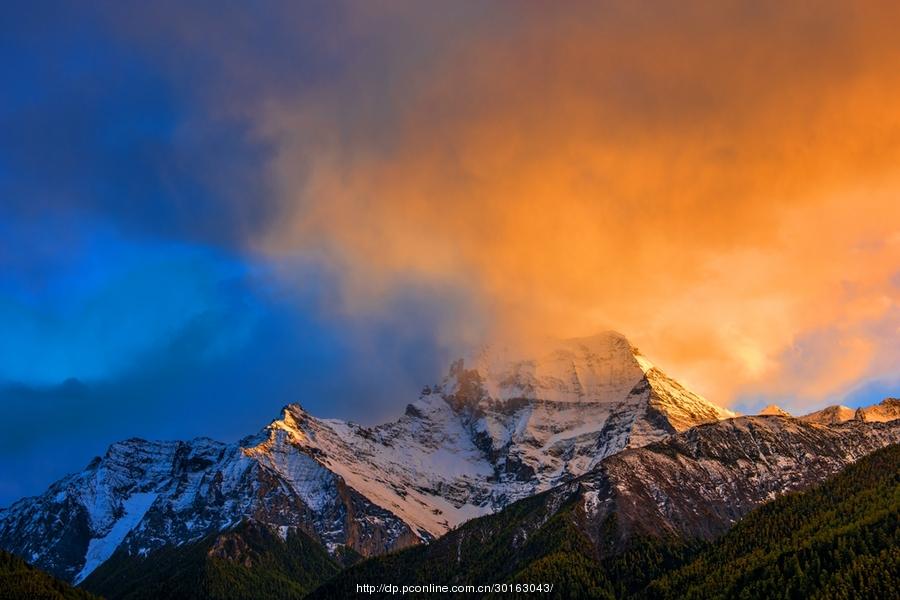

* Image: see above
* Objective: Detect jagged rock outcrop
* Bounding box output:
[577,416,900,543]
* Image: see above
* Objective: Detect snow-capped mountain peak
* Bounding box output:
[0,332,778,585]
[451,331,653,406]
[759,404,792,417]
[854,397,900,422]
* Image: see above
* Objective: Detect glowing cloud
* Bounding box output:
[250,1,900,408]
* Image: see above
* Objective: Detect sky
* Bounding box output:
[1,1,899,506]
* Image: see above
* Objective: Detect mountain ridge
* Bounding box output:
[1,332,896,588]
[0,332,738,583]
[309,419,900,598]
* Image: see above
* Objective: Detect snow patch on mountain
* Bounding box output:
[74,492,157,583]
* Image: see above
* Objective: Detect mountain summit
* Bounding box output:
[434,331,736,474]
[759,404,792,417]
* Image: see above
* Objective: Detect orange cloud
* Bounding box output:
[254,1,900,408]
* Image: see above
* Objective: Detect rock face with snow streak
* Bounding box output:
[0,332,737,583]
[422,415,900,562]
[577,416,900,543]
[0,433,418,583]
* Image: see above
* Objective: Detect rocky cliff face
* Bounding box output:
[0,433,418,583]
[577,416,900,545]
[309,429,900,600]
[432,332,736,484]
[853,397,900,422]
[433,415,900,563]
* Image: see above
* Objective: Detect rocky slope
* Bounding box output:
[0,332,735,584]
[854,397,900,422]
[575,416,900,542]
[0,432,418,584]
[312,417,900,598]
[799,397,900,424]
[646,442,900,599]
[799,404,856,424]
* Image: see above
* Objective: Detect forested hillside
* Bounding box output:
[81,520,341,600]
[0,550,99,600]
[311,442,900,599]
[646,442,900,599]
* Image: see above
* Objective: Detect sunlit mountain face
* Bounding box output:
[1,2,899,598]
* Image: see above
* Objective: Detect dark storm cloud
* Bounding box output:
[0,1,276,246]
[0,262,469,505]
[0,1,478,505]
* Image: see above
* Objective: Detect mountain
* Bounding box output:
[646,441,900,599]
[0,332,737,583]
[310,417,900,599]
[0,550,99,600]
[0,433,418,585]
[799,398,900,424]
[854,397,900,422]
[800,404,856,425]
[758,404,791,417]
[80,519,340,600]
